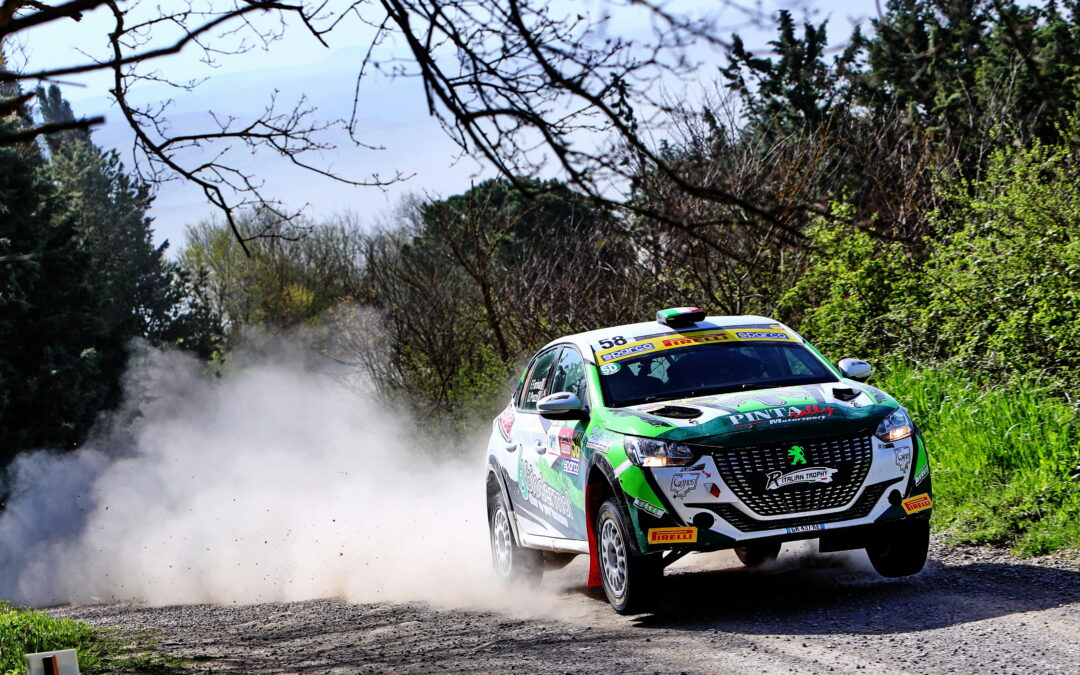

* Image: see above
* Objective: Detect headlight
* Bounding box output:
[624,435,694,468]
[875,408,914,443]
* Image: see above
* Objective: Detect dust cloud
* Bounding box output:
[0,344,524,609]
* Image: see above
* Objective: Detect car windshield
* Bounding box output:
[596,341,839,407]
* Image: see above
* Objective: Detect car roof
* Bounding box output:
[540,315,805,358]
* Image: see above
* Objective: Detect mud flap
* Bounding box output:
[585,481,602,587]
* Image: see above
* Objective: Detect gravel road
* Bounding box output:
[55,539,1079,674]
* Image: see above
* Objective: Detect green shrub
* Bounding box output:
[877,362,1080,555]
[778,203,927,361]
[922,135,1080,390]
[0,602,183,675]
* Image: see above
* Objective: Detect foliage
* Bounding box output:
[921,134,1080,391]
[180,209,366,338]
[0,84,221,465]
[777,205,928,362]
[0,601,185,674]
[878,363,1080,555]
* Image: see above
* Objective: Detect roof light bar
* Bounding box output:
[656,307,706,326]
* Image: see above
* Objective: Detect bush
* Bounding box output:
[0,602,184,675]
[922,136,1080,390]
[877,362,1080,555]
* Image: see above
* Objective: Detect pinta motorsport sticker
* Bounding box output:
[765,466,838,490]
[902,493,932,514]
[647,527,697,544]
[727,404,835,429]
[599,363,621,375]
[632,497,665,518]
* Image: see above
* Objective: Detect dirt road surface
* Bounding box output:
[56,540,1079,674]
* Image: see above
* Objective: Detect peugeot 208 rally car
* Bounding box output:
[485,307,932,614]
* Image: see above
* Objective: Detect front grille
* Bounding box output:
[697,479,899,532]
[708,432,873,516]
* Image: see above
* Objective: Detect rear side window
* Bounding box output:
[519,349,559,411]
[549,347,588,404]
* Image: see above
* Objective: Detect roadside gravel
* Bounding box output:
[55,538,1079,674]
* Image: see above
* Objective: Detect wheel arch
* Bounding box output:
[584,454,623,588]
[487,457,525,547]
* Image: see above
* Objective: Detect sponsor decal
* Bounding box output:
[705,482,721,498]
[660,333,729,348]
[632,497,665,518]
[726,404,835,429]
[765,466,838,490]
[557,426,575,458]
[788,445,807,466]
[593,328,795,363]
[599,363,621,375]
[647,527,698,544]
[599,342,655,362]
[562,458,581,476]
[670,470,700,498]
[734,331,788,340]
[497,406,514,441]
[786,523,825,534]
[902,493,932,514]
[518,455,573,523]
[586,429,617,452]
[894,445,912,472]
[915,463,929,484]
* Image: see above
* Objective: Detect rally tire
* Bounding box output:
[596,499,662,614]
[733,541,782,567]
[866,518,930,578]
[488,491,543,585]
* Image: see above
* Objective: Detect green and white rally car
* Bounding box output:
[485,307,933,613]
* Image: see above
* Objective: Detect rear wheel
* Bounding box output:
[733,541,781,567]
[488,490,542,584]
[866,519,930,578]
[596,499,662,614]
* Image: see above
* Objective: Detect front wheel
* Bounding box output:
[488,490,542,584]
[866,519,930,578]
[596,499,663,614]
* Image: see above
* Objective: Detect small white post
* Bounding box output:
[24,649,80,675]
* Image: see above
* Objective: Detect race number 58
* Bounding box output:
[598,336,628,349]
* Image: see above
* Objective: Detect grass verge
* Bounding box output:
[0,601,187,674]
[877,362,1080,555]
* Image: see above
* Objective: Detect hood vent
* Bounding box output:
[649,405,703,419]
[833,387,860,402]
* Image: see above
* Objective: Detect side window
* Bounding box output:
[549,347,588,403]
[519,349,559,411]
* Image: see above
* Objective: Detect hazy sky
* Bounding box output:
[14,0,880,252]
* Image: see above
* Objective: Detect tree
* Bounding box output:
[0,0,798,250]
[0,145,109,459]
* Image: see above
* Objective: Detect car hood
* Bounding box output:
[596,381,899,447]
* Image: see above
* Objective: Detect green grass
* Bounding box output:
[0,602,187,675]
[877,362,1080,555]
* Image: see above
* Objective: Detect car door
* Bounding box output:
[539,346,590,541]
[510,347,563,537]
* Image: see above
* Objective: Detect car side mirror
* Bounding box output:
[838,358,873,382]
[537,392,587,420]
